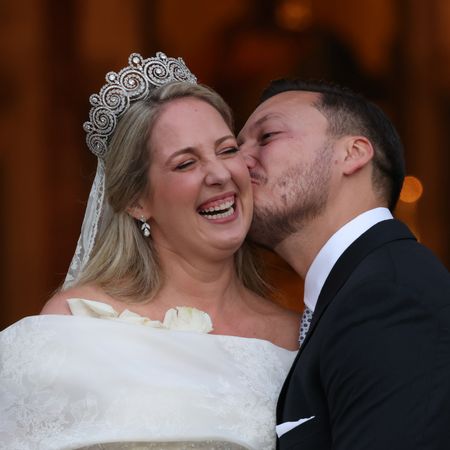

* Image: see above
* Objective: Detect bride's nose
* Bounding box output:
[204,159,232,186]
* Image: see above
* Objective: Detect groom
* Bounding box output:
[238,79,450,450]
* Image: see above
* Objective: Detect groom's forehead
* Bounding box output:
[253,91,320,121]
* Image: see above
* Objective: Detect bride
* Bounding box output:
[0,52,299,449]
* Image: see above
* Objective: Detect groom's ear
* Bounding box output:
[341,136,374,176]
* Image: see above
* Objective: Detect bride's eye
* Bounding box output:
[175,160,195,171]
[219,147,239,156]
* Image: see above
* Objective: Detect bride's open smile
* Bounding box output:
[197,192,237,221]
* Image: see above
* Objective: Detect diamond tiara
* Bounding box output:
[83,52,197,158]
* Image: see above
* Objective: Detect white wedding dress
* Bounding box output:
[0,300,297,450]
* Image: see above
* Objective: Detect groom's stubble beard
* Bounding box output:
[249,142,334,249]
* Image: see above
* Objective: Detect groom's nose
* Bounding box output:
[243,152,257,170]
[239,143,258,170]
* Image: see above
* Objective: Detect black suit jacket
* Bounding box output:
[277,220,450,450]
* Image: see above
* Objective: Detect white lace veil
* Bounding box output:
[63,52,197,289]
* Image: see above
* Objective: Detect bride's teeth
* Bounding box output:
[202,205,235,220]
[199,197,235,215]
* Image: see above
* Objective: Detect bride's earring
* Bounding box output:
[139,216,151,237]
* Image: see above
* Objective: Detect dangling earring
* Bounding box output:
[139,216,151,237]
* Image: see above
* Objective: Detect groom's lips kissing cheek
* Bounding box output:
[249,171,267,186]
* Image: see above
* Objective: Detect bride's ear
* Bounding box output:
[126,200,152,221]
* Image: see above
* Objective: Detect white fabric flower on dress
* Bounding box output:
[67,299,213,333]
[163,307,213,333]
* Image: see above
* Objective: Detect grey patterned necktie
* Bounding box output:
[299,306,313,345]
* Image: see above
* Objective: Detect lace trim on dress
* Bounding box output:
[79,441,249,449]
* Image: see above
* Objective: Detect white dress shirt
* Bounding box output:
[304,208,393,313]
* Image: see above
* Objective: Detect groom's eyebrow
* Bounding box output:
[254,113,282,127]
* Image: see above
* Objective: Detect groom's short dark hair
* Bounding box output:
[260,79,405,211]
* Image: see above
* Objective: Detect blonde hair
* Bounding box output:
[76,82,266,301]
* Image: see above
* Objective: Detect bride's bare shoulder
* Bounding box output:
[40,284,107,315]
[266,301,301,350]
[248,293,301,350]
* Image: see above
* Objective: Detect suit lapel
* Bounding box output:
[277,219,416,420]
[305,219,415,347]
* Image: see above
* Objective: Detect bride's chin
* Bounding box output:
[207,235,246,256]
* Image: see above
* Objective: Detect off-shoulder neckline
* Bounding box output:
[63,298,299,353]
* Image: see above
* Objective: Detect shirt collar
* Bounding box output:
[304,207,393,312]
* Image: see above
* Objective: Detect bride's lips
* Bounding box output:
[197,193,238,223]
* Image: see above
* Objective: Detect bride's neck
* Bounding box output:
[154,251,244,314]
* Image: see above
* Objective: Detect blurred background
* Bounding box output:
[1,0,449,328]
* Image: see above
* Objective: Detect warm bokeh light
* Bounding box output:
[400,176,424,203]
[276,0,313,31]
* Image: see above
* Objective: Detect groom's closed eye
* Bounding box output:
[259,131,281,144]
